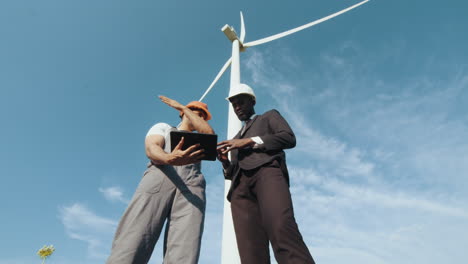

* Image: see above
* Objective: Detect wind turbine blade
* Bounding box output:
[199,57,233,102]
[243,0,369,48]
[240,11,246,43]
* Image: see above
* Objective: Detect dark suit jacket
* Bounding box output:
[224,109,296,201]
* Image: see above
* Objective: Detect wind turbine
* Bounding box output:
[197,1,370,263]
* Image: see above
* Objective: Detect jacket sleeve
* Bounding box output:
[223,165,233,180]
[258,110,296,152]
[222,149,239,180]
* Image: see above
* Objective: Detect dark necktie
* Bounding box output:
[241,119,251,136]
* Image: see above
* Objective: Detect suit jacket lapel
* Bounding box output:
[241,115,259,137]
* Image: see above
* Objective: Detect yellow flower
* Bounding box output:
[37,245,55,263]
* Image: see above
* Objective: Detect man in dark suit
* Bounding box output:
[217,84,315,264]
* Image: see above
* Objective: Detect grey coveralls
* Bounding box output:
[106,127,206,264]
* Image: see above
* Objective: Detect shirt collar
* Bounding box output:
[243,114,256,126]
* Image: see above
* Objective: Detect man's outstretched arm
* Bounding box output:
[159,95,214,134]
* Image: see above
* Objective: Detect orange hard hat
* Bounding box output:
[180,101,212,121]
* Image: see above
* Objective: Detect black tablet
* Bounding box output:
[170,131,218,161]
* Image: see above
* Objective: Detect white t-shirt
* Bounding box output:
[146,123,172,138]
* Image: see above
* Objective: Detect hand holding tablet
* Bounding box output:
[170,131,218,161]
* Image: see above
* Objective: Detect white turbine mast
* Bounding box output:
[197,1,370,263]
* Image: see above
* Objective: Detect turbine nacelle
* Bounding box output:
[221,25,239,42]
[222,11,247,52]
[222,25,247,52]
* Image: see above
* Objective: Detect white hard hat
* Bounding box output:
[226,83,256,101]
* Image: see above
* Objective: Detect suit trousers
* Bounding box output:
[231,162,315,264]
[106,165,206,264]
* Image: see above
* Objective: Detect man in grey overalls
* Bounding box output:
[106,96,214,264]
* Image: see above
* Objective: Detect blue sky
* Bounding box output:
[1,0,467,263]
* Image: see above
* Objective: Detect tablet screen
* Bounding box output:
[170,131,218,161]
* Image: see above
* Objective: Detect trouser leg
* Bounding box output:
[231,171,271,264]
[163,184,206,264]
[255,166,315,264]
[106,170,174,264]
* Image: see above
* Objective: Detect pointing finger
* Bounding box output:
[217,140,230,146]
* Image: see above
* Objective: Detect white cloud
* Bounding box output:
[244,48,375,179]
[244,41,468,188]
[311,246,387,264]
[288,166,468,264]
[99,186,129,204]
[241,42,468,264]
[59,203,117,260]
[290,167,468,219]
[330,69,468,192]
[59,166,226,264]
